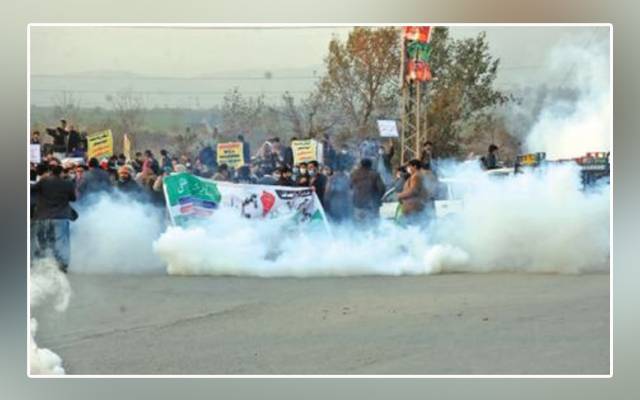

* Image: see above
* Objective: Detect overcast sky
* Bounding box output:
[29,25,610,107]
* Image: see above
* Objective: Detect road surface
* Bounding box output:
[33,272,610,375]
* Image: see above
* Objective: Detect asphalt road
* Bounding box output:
[32,272,610,375]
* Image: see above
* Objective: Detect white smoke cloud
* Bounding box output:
[524,31,611,159]
[70,193,166,274]
[153,162,609,277]
[433,161,610,273]
[30,257,71,375]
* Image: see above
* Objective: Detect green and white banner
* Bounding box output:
[163,172,329,229]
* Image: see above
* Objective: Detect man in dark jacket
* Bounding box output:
[238,134,251,165]
[308,160,328,206]
[31,164,77,272]
[77,157,112,199]
[283,137,296,168]
[45,119,69,154]
[350,158,386,224]
[116,166,144,197]
[482,144,499,170]
[66,126,82,154]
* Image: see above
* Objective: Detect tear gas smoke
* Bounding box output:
[522,33,611,159]
[153,162,609,277]
[69,193,166,274]
[30,257,71,375]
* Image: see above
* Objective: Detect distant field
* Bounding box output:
[30,105,219,135]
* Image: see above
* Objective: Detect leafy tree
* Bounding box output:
[425,28,511,157]
[309,27,511,158]
[316,27,401,139]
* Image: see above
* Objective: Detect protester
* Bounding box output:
[392,166,409,194]
[213,163,231,181]
[308,160,328,206]
[283,137,296,168]
[198,141,217,171]
[482,144,499,170]
[359,137,380,165]
[235,165,256,184]
[131,152,144,173]
[336,144,355,172]
[116,166,143,196]
[144,150,160,175]
[238,134,251,165]
[77,157,112,198]
[31,131,41,144]
[396,159,430,225]
[276,167,295,186]
[45,119,69,155]
[160,149,172,171]
[324,166,352,223]
[420,141,433,169]
[350,158,386,224]
[257,167,280,185]
[321,134,337,169]
[31,164,77,272]
[67,125,82,155]
[270,137,285,163]
[296,162,310,186]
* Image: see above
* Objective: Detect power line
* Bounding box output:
[30,89,312,95]
[31,74,319,81]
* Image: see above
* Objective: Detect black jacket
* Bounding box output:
[242,140,251,164]
[117,178,144,196]
[283,146,294,168]
[77,168,112,197]
[46,127,68,152]
[310,173,328,205]
[31,175,76,220]
[67,130,82,153]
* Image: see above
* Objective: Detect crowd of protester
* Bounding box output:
[30,119,503,272]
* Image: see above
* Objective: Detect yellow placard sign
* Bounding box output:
[291,139,318,165]
[216,142,245,168]
[87,129,113,160]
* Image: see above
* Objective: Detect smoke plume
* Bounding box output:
[69,193,166,274]
[30,257,71,375]
[513,31,611,159]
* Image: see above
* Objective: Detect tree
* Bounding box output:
[316,27,401,138]
[281,91,337,139]
[425,28,511,157]
[106,88,146,135]
[51,91,81,124]
[221,88,287,146]
[220,88,266,137]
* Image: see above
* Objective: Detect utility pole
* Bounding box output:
[400,26,433,165]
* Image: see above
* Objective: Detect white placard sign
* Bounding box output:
[30,144,41,163]
[377,120,399,137]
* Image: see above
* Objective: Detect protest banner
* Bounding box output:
[377,120,399,137]
[216,142,245,168]
[291,139,319,165]
[87,129,113,160]
[123,133,132,161]
[30,144,41,164]
[163,172,329,231]
[163,172,222,226]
